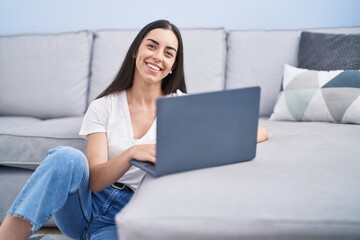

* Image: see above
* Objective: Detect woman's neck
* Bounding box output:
[126,83,163,107]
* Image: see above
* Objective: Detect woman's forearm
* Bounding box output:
[88,149,133,192]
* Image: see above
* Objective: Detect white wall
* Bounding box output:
[0,0,359,35]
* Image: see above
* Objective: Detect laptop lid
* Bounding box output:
[131,86,260,177]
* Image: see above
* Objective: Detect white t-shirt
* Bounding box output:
[79,90,184,190]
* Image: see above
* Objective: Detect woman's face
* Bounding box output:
[134,28,178,85]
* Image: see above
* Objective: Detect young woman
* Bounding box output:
[0,19,268,240]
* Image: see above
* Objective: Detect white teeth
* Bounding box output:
[147,63,160,71]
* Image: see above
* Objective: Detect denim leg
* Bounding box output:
[86,187,134,240]
[88,226,118,240]
[53,190,92,239]
[52,148,93,239]
[7,146,91,237]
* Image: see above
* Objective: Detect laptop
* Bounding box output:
[130,86,261,177]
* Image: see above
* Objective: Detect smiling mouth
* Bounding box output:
[147,63,161,72]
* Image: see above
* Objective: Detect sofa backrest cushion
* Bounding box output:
[0,31,92,119]
[226,30,299,117]
[226,27,360,117]
[89,28,226,103]
[89,30,138,102]
[181,29,226,93]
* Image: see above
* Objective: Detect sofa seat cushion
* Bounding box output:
[0,116,86,169]
[0,116,41,128]
[116,120,360,239]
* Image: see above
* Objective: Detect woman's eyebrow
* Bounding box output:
[147,38,177,52]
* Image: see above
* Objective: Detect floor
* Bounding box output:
[30,227,71,240]
[37,227,62,234]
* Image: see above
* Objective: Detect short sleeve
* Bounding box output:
[79,96,111,139]
[166,89,187,98]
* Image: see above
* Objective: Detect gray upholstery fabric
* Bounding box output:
[298,31,360,71]
[226,30,299,117]
[0,116,41,129]
[0,117,86,168]
[89,29,226,103]
[0,32,92,118]
[181,29,226,93]
[117,119,360,240]
[88,30,138,102]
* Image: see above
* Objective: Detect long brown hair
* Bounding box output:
[97,20,187,99]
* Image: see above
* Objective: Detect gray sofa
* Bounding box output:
[1,26,359,240]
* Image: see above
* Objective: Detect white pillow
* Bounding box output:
[270,64,360,124]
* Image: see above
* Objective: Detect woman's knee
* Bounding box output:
[40,147,89,190]
[43,146,88,172]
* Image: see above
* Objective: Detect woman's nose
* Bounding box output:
[152,51,162,62]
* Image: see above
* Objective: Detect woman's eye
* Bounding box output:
[147,44,155,49]
[165,52,174,57]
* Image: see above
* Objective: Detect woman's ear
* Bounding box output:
[171,62,177,72]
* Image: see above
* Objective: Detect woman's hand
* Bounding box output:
[86,133,156,192]
[129,144,156,163]
[257,125,269,143]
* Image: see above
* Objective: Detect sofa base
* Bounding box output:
[0,166,55,226]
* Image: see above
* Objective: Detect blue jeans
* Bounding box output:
[7,146,133,240]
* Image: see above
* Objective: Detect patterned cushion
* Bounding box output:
[298,31,360,71]
[270,64,360,124]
